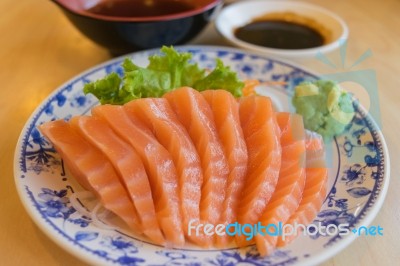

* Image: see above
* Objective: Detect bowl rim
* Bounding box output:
[215,0,349,58]
[52,0,223,22]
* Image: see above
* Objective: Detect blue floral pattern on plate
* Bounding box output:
[14,46,389,266]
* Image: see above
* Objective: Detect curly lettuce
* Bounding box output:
[84,46,244,104]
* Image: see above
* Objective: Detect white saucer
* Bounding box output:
[216,0,349,58]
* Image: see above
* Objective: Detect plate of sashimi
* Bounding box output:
[15,46,389,266]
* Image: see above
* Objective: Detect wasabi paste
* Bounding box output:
[292,80,355,141]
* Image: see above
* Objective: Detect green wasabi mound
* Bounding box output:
[292,80,355,141]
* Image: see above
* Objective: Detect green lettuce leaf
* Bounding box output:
[83,46,244,104]
[83,72,126,105]
[193,59,244,96]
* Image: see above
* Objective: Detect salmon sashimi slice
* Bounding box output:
[38,120,142,234]
[124,98,206,246]
[69,116,169,246]
[91,104,187,246]
[163,87,230,229]
[276,130,328,247]
[254,112,306,256]
[202,90,248,246]
[236,95,282,246]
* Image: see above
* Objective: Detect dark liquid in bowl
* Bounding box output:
[235,20,324,49]
[87,0,195,17]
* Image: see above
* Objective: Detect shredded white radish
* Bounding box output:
[90,202,115,230]
[69,191,115,231]
[69,191,95,217]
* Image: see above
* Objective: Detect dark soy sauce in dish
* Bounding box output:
[87,0,195,17]
[235,19,325,49]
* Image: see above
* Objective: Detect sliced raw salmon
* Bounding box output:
[70,116,176,246]
[39,87,329,254]
[236,95,282,246]
[163,87,230,229]
[276,131,328,247]
[202,90,248,246]
[124,98,206,245]
[91,104,187,246]
[254,112,306,256]
[38,120,142,234]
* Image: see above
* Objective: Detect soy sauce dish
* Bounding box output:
[216,0,348,58]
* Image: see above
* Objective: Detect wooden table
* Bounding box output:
[1,0,398,265]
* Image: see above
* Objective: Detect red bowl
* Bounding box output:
[51,0,222,55]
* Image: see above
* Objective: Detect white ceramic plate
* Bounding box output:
[216,0,349,58]
[14,46,389,265]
